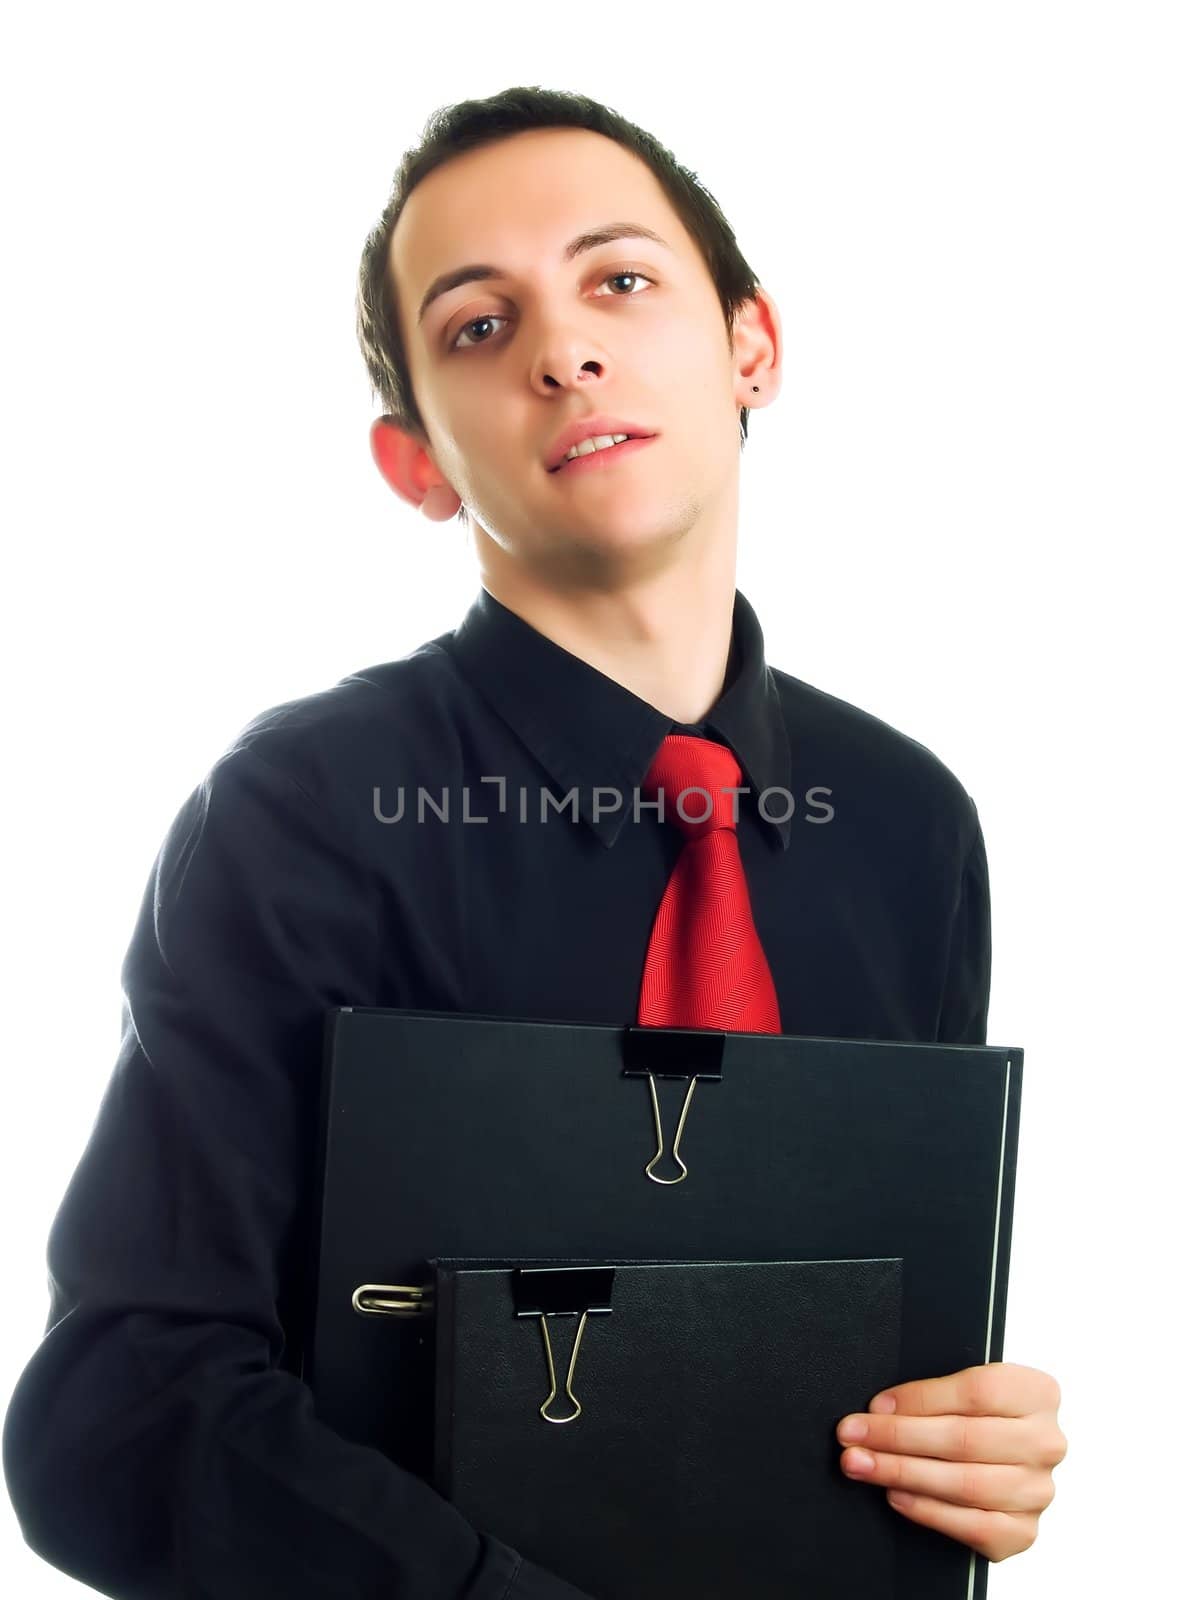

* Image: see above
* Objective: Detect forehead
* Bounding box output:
[388,127,683,334]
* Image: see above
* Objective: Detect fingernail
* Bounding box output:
[844,1449,874,1473]
[839,1419,868,1442]
[870,1393,897,1413]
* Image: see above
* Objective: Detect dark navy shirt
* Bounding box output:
[2,585,990,1598]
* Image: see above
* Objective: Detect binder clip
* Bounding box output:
[621,1025,726,1184]
[513,1265,615,1424]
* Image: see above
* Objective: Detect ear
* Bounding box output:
[731,285,783,405]
[369,416,463,522]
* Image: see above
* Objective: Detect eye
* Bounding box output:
[447,269,654,353]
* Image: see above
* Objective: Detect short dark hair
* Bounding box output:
[356,85,763,524]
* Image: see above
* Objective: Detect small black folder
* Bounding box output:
[301,1008,1022,1600]
[434,1257,904,1597]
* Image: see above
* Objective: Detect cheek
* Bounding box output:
[662,318,739,412]
[659,316,717,375]
[434,421,498,495]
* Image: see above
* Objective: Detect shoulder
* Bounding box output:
[220,635,458,774]
[193,636,468,851]
[769,664,980,856]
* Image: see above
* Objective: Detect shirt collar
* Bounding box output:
[444,585,793,850]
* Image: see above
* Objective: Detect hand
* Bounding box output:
[835,1362,1066,1561]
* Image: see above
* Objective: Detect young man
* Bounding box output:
[3,95,1065,1598]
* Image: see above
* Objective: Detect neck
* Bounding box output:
[476,545,738,727]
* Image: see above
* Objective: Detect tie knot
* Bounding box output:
[640,733,744,839]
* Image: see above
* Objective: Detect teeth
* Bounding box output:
[563,432,629,464]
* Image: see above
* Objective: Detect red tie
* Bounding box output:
[636,733,781,1033]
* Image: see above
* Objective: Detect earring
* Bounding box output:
[752,385,759,392]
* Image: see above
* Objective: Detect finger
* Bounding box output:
[883,1492,1039,1562]
[870,1362,1060,1420]
[840,1447,1054,1515]
[837,1411,1046,1465]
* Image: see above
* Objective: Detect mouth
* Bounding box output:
[549,434,658,477]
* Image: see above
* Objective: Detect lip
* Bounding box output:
[550,434,658,479]
[544,415,657,472]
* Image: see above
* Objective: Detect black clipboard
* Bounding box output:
[301,1007,1022,1600]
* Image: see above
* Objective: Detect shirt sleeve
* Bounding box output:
[1,743,592,1600]
[935,803,993,1046]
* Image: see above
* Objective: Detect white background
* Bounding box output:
[2,2,1195,1593]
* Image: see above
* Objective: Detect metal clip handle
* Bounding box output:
[350,1282,433,1317]
[537,1311,589,1423]
[514,1266,615,1425]
[644,1072,698,1184]
[622,1025,725,1185]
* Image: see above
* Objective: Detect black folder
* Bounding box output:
[301,1008,1022,1600]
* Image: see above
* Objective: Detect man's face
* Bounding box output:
[388,125,758,576]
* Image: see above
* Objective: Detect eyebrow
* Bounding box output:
[415,222,673,327]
